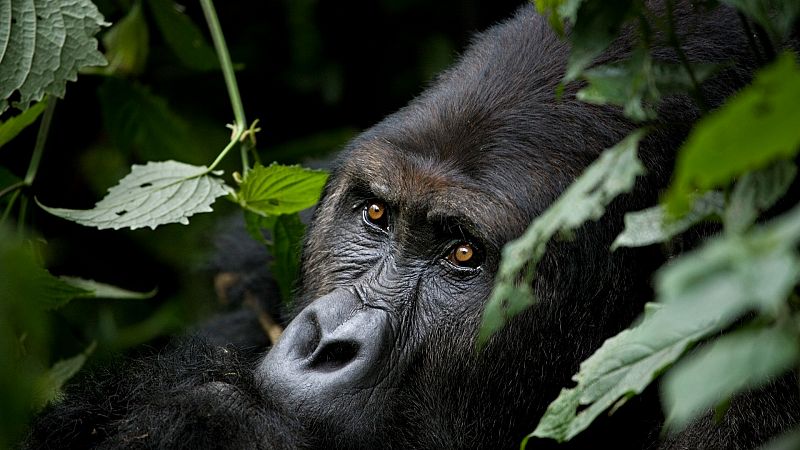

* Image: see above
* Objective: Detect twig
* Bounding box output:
[243,292,284,346]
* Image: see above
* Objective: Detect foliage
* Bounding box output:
[0,0,339,446]
[0,0,109,113]
[477,0,800,446]
[478,130,646,346]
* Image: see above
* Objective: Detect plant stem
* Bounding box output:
[199,0,250,172]
[0,181,25,200]
[24,97,56,185]
[207,133,240,172]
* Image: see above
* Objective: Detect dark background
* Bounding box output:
[0,0,522,361]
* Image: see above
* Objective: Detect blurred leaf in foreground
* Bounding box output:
[531,201,800,443]
[479,130,645,347]
[662,326,799,431]
[665,52,800,216]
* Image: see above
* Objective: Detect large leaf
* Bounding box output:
[478,130,645,346]
[146,0,218,71]
[37,160,230,230]
[236,163,329,216]
[531,202,800,443]
[0,98,45,149]
[0,0,108,113]
[665,52,800,215]
[662,326,800,431]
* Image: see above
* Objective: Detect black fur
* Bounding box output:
[27,3,800,449]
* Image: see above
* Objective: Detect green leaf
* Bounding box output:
[146,0,218,72]
[724,161,797,234]
[0,0,109,113]
[565,0,637,81]
[578,49,718,121]
[662,326,800,431]
[612,191,724,249]
[59,276,157,299]
[665,52,800,216]
[478,130,646,346]
[531,201,800,443]
[269,213,305,305]
[98,78,196,162]
[243,209,274,246]
[35,341,97,407]
[102,0,149,76]
[35,267,94,310]
[0,98,46,149]
[236,163,329,216]
[37,160,230,230]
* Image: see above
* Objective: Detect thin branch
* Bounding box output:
[199,0,251,172]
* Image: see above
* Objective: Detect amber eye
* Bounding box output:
[364,201,389,230]
[447,243,480,269]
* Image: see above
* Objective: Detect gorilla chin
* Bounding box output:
[26,3,800,450]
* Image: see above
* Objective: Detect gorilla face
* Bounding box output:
[256,8,665,447]
[29,4,771,450]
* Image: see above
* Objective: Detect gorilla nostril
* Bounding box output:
[310,340,360,371]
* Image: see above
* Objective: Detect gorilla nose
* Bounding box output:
[257,289,390,404]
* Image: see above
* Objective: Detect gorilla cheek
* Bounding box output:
[257,288,396,416]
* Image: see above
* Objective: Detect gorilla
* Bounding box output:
[26,2,800,449]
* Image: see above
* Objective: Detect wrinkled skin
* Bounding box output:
[27,4,800,450]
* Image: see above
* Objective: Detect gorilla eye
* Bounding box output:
[447,242,481,269]
[363,201,389,230]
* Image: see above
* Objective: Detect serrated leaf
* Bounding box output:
[35,267,94,310]
[37,160,230,230]
[612,191,724,249]
[35,341,96,407]
[662,326,800,431]
[665,52,800,216]
[59,276,156,299]
[532,202,800,443]
[102,0,149,76]
[146,0,218,72]
[0,97,45,148]
[478,130,646,346]
[98,77,196,162]
[236,163,328,216]
[578,49,718,121]
[0,0,109,113]
[724,161,797,234]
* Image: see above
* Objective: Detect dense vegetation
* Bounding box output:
[0,0,798,448]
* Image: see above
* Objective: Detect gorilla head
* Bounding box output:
[28,4,792,450]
